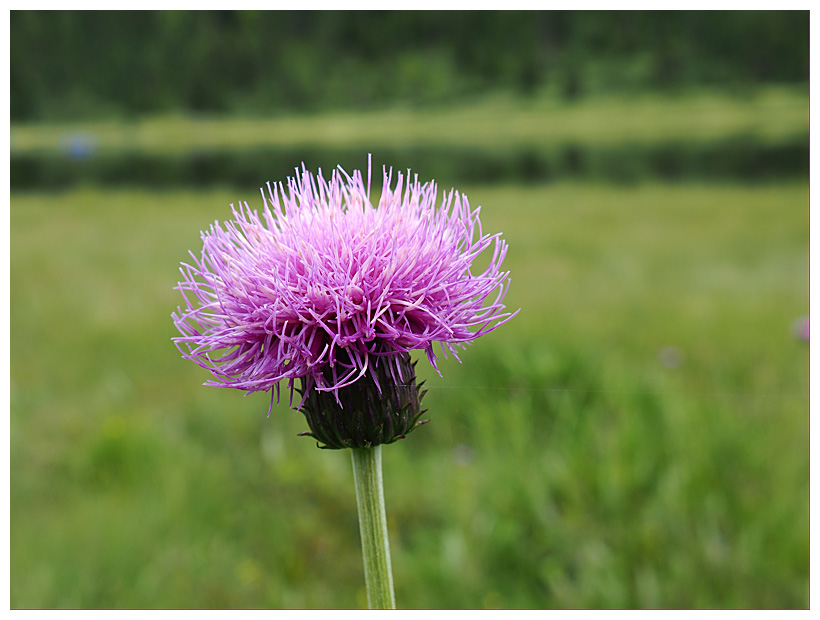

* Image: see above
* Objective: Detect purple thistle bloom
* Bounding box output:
[172,161,517,444]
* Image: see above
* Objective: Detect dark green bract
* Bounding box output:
[297,352,428,450]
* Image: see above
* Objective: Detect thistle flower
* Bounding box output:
[173,161,517,448]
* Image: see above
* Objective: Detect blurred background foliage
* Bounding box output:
[10,10,808,610]
[10,10,809,120]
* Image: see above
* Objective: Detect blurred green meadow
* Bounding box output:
[11,178,808,609]
[10,10,809,611]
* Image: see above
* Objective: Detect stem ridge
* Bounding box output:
[351,445,396,609]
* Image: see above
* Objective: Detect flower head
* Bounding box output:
[173,161,517,446]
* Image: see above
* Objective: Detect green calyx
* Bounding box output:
[297,352,428,450]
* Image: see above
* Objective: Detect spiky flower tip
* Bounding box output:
[172,161,518,448]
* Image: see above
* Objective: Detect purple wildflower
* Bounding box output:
[793,316,809,342]
[172,161,517,445]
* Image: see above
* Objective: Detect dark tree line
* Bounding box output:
[11,10,809,121]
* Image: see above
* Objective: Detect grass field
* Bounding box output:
[10,175,808,608]
[10,85,807,155]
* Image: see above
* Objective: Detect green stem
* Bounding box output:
[351,445,396,609]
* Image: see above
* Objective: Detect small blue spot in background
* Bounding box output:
[60,131,98,159]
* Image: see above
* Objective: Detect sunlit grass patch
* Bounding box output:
[10,85,807,156]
